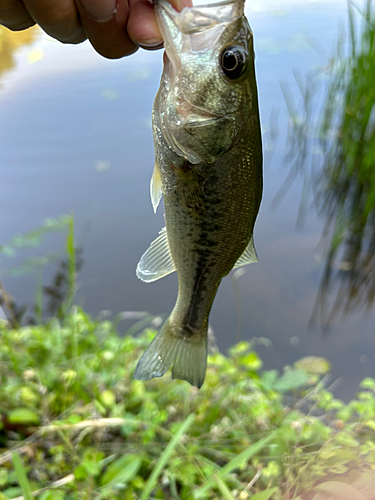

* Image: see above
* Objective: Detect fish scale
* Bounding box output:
[134,0,262,388]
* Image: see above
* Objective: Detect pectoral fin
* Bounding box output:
[150,162,163,214]
[136,227,176,282]
[233,235,258,268]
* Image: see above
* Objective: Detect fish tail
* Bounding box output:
[133,318,208,388]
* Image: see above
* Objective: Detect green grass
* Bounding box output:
[1,311,375,499]
[12,454,33,500]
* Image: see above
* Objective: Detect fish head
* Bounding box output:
[155,0,256,164]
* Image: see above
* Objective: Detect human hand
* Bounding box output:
[0,0,191,59]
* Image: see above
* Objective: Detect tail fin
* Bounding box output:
[133,318,208,388]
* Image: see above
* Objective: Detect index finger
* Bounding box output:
[76,0,138,59]
[127,0,192,50]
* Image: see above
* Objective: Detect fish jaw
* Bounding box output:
[157,52,229,164]
[155,0,245,43]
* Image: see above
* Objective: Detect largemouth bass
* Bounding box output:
[134,0,262,388]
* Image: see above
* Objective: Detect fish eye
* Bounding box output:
[220,45,247,80]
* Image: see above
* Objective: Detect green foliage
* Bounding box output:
[0,314,374,499]
[100,454,142,487]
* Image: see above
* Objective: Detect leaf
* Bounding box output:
[229,342,251,356]
[334,432,359,448]
[241,352,262,370]
[74,464,88,481]
[0,468,8,487]
[273,369,309,391]
[360,378,375,390]
[261,370,278,390]
[213,475,236,500]
[2,487,23,498]
[99,390,116,408]
[8,408,40,425]
[294,356,331,375]
[140,414,195,500]
[250,487,278,500]
[39,490,64,500]
[314,481,366,500]
[100,454,141,486]
[319,448,357,466]
[12,454,33,500]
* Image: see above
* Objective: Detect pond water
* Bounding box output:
[0,0,374,399]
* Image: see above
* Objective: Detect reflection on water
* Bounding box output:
[0,26,39,81]
[0,216,79,326]
[0,277,26,327]
[279,0,375,328]
[0,247,84,327]
[43,247,84,319]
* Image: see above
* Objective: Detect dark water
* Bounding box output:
[1,0,374,399]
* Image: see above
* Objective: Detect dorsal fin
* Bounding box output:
[233,235,258,269]
[136,227,176,283]
[150,162,163,213]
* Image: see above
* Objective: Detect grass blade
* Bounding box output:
[66,214,76,307]
[213,475,236,500]
[12,453,33,500]
[140,414,194,500]
[194,431,278,498]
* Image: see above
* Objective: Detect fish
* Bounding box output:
[133,0,263,388]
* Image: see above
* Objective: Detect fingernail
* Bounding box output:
[139,40,164,50]
[140,42,164,51]
[80,0,117,22]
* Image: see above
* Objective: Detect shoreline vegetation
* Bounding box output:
[1,311,375,500]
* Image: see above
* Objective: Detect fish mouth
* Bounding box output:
[155,0,244,64]
[156,0,244,35]
[161,102,236,164]
[176,98,222,123]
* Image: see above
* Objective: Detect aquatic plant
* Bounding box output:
[277,0,375,327]
[314,0,375,324]
[0,215,82,326]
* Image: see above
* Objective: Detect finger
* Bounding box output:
[76,0,138,59]
[127,0,193,50]
[127,0,162,49]
[0,0,35,31]
[22,0,85,43]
